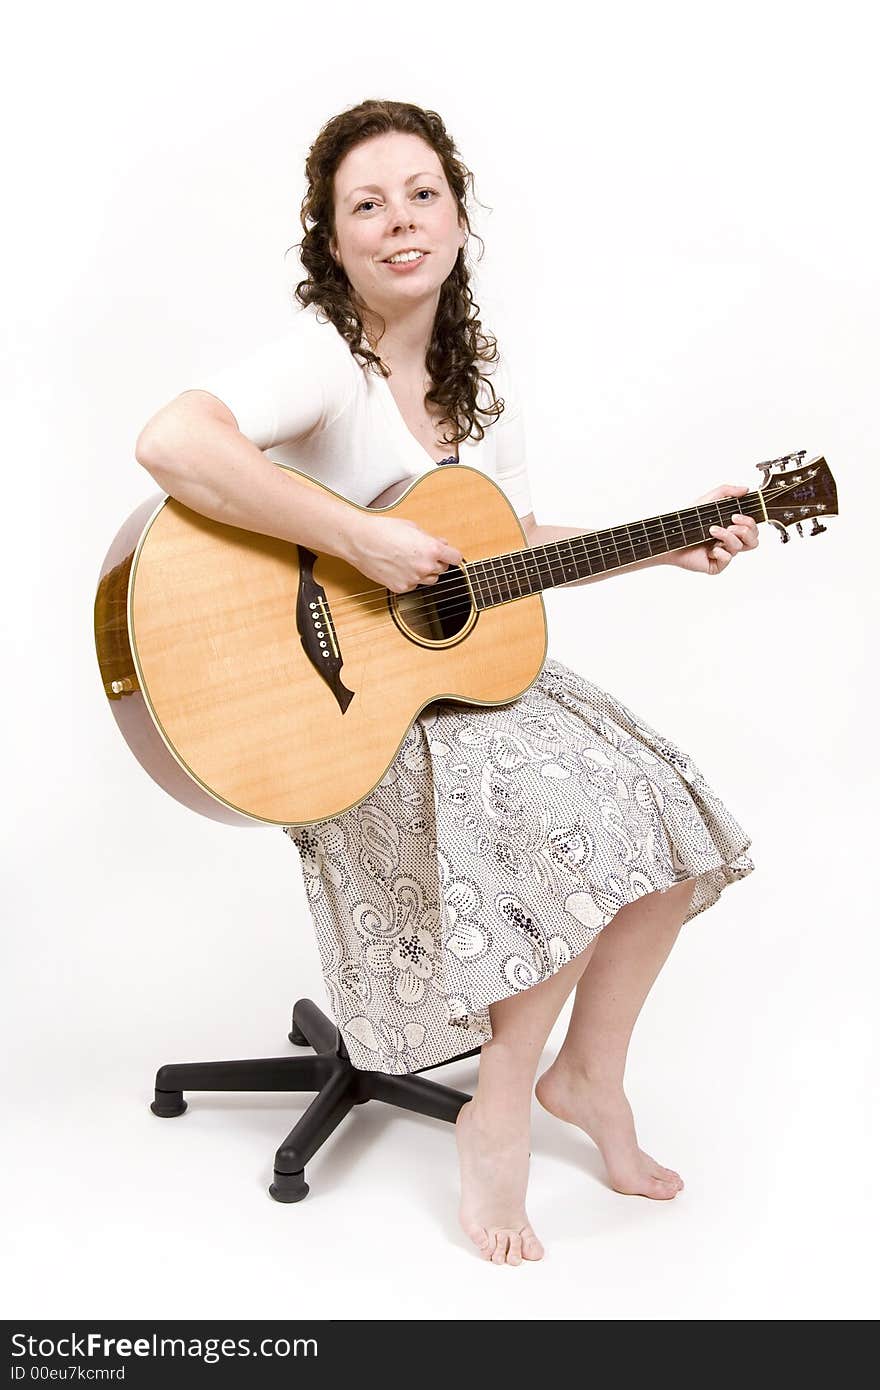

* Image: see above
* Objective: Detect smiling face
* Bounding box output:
[329,130,466,328]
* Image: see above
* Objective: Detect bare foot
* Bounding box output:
[535,1060,684,1199]
[454,1098,545,1264]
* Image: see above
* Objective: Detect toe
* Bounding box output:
[521,1225,545,1261]
[467,1223,492,1258]
[642,1151,683,1189]
[507,1233,523,1266]
[656,1165,683,1185]
[647,1176,679,1199]
[492,1232,510,1264]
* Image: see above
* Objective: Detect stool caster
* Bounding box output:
[269,1169,309,1203]
[151,1089,187,1118]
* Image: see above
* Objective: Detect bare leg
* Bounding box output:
[456,938,600,1265]
[535,877,696,1199]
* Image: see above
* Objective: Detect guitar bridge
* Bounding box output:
[295,547,354,714]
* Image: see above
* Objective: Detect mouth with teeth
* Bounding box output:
[382,249,429,267]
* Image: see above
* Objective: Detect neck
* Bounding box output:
[358,292,440,372]
[465,490,767,609]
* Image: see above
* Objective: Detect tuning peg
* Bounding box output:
[756,450,807,486]
[778,528,790,543]
[810,519,827,535]
[795,522,804,537]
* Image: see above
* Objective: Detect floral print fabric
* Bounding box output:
[283,656,754,1075]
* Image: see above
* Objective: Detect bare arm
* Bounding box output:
[134,390,461,593]
[135,390,370,565]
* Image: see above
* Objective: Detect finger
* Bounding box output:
[709,525,743,553]
[731,516,760,546]
[438,539,462,565]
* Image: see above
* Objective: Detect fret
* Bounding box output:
[592,530,613,572]
[500,550,514,600]
[518,547,536,595]
[526,546,544,592]
[506,549,528,598]
[494,554,507,602]
[560,540,575,583]
[661,510,687,551]
[483,559,499,606]
[470,560,489,608]
[680,507,705,545]
[618,523,635,561]
[503,553,516,600]
[518,548,537,595]
[485,554,503,603]
[525,547,543,594]
[533,545,552,589]
[542,542,556,586]
[541,542,557,588]
[484,560,497,604]
[503,551,520,599]
[557,539,577,586]
[572,534,596,577]
[611,524,637,566]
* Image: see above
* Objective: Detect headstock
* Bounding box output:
[756,452,838,543]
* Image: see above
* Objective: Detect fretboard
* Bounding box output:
[466,491,765,609]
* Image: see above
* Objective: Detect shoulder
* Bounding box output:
[283,303,363,377]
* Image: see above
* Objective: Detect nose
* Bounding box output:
[386,196,418,234]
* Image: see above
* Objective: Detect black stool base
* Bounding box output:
[151,998,480,1202]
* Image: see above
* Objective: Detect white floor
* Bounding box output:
[4,847,875,1320]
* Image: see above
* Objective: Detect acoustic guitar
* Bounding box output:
[94,451,837,828]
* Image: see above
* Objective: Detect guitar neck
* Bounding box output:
[465,489,767,609]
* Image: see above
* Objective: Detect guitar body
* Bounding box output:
[95,465,547,827]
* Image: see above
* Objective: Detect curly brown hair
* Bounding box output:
[287,98,505,451]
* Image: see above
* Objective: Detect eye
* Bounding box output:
[354,188,438,213]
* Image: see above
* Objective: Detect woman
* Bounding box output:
[135,99,757,1267]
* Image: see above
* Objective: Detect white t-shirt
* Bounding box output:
[186,302,534,518]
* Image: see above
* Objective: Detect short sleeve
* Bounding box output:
[487,355,534,518]
[188,307,358,450]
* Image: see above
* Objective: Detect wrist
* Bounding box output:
[338,508,373,567]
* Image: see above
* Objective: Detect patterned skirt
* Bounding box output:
[283,656,754,1075]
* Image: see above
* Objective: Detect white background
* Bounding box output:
[3,0,877,1321]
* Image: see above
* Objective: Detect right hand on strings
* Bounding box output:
[346,514,463,594]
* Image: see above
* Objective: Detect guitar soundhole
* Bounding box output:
[392,564,476,645]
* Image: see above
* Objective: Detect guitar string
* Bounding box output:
[306,491,808,650]
[308,486,789,622]
[304,485,794,630]
[307,496,791,645]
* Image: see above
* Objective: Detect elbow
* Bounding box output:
[135,447,172,494]
[134,422,188,491]
[135,423,168,474]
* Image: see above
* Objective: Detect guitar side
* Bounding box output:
[94,465,547,827]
